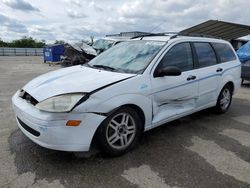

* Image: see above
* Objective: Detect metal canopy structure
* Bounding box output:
[179,20,250,41]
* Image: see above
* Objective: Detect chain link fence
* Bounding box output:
[0,48,43,56]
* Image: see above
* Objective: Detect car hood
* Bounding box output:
[23,65,135,102]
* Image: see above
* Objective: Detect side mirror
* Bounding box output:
[154,66,182,77]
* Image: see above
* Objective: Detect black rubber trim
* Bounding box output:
[20,91,39,106]
[190,42,199,69]
[90,107,120,117]
[209,42,220,64]
[71,76,136,111]
[17,117,40,137]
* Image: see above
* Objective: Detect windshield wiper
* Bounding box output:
[92,64,116,71]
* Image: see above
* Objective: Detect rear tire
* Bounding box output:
[214,84,233,114]
[96,107,142,157]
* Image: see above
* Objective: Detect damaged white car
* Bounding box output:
[12,34,241,156]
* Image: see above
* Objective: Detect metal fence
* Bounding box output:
[0,48,43,56]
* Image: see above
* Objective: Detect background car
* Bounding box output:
[242,60,250,83]
[237,41,250,83]
[92,37,130,54]
[61,37,130,67]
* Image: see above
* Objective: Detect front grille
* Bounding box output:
[19,90,38,105]
[17,117,40,137]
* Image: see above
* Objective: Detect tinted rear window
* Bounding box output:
[212,43,236,63]
[194,42,217,68]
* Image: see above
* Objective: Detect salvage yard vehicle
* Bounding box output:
[236,41,250,83]
[92,37,130,55]
[241,61,250,83]
[61,37,129,67]
[61,43,96,67]
[12,34,241,156]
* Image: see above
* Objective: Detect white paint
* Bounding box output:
[187,136,250,184]
[220,129,250,147]
[12,37,241,152]
[232,116,250,126]
[122,165,178,188]
[22,65,135,101]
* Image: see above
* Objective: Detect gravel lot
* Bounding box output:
[0,56,250,188]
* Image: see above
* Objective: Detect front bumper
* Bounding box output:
[12,91,106,152]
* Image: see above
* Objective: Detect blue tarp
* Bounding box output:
[237,41,250,62]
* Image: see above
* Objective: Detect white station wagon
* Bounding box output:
[12,34,241,156]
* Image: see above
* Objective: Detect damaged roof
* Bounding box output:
[179,20,250,41]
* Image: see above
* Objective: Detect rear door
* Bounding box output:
[150,42,199,126]
[192,42,221,108]
[211,42,240,91]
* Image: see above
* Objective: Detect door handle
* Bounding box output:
[216,68,223,72]
[187,75,196,81]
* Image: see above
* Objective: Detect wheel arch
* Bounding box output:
[119,104,146,131]
[215,81,234,114]
[217,81,234,100]
[221,73,236,95]
[225,81,234,93]
[90,103,146,150]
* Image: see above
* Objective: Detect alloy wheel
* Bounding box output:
[106,112,136,150]
[220,88,231,110]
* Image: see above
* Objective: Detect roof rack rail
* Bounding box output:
[178,32,220,39]
[169,34,178,39]
[131,33,167,39]
[130,32,220,40]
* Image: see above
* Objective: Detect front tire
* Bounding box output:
[96,107,142,157]
[215,85,233,114]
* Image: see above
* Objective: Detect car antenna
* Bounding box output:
[148,20,166,33]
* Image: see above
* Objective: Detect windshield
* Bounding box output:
[92,39,114,51]
[88,41,165,74]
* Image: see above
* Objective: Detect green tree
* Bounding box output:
[0,38,7,47]
[0,37,46,48]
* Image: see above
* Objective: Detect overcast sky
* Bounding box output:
[0,0,250,43]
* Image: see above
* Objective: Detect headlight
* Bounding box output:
[35,93,85,112]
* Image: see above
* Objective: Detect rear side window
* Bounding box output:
[212,43,236,63]
[157,42,193,71]
[193,42,217,68]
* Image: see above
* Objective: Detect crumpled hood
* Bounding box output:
[23,65,135,101]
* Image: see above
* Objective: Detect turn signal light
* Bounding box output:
[66,120,81,127]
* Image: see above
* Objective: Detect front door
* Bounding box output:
[150,42,199,126]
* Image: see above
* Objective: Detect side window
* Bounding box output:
[194,42,217,68]
[157,42,193,71]
[211,43,236,63]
